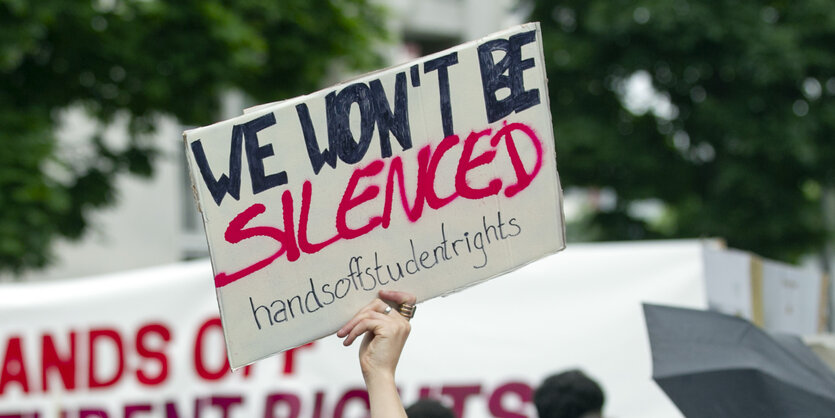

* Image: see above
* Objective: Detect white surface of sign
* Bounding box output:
[0,240,709,418]
[703,247,754,319]
[183,23,565,368]
[761,259,823,335]
[703,246,826,334]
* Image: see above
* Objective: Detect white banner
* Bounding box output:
[0,240,709,418]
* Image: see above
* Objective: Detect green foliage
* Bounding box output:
[530,0,835,261]
[0,0,386,274]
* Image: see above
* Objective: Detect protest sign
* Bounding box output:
[760,258,827,335]
[703,246,756,320]
[183,22,565,368]
[702,246,828,334]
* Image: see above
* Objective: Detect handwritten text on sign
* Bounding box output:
[184,23,565,368]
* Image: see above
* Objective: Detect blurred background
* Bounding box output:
[2,0,833,320]
[2,1,835,416]
[0,0,525,281]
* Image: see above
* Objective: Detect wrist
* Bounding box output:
[363,366,395,383]
[363,369,407,418]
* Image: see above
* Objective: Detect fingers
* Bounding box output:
[341,309,411,347]
[337,298,389,338]
[341,311,388,346]
[379,290,417,321]
[378,290,417,306]
[337,291,417,344]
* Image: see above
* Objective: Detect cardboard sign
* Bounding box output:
[703,247,755,319]
[760,258,826,335]
[183,22,565,368]
[702,246,828,334]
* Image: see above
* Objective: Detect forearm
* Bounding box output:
[364,371,407,418]
[339,291,415,418]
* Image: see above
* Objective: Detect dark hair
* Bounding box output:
[406,398,455,418]
[534,369,604,418]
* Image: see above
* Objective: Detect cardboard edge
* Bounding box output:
[819,273,830,333]
[182,133,203,216]
[530,22,567,246]
[749,256,764,327]
[182,131,238,370]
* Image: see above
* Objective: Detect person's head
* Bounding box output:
[534,369,604,418]
[405,398,455,418]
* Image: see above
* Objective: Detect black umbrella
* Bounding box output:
[643,303,835,417]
